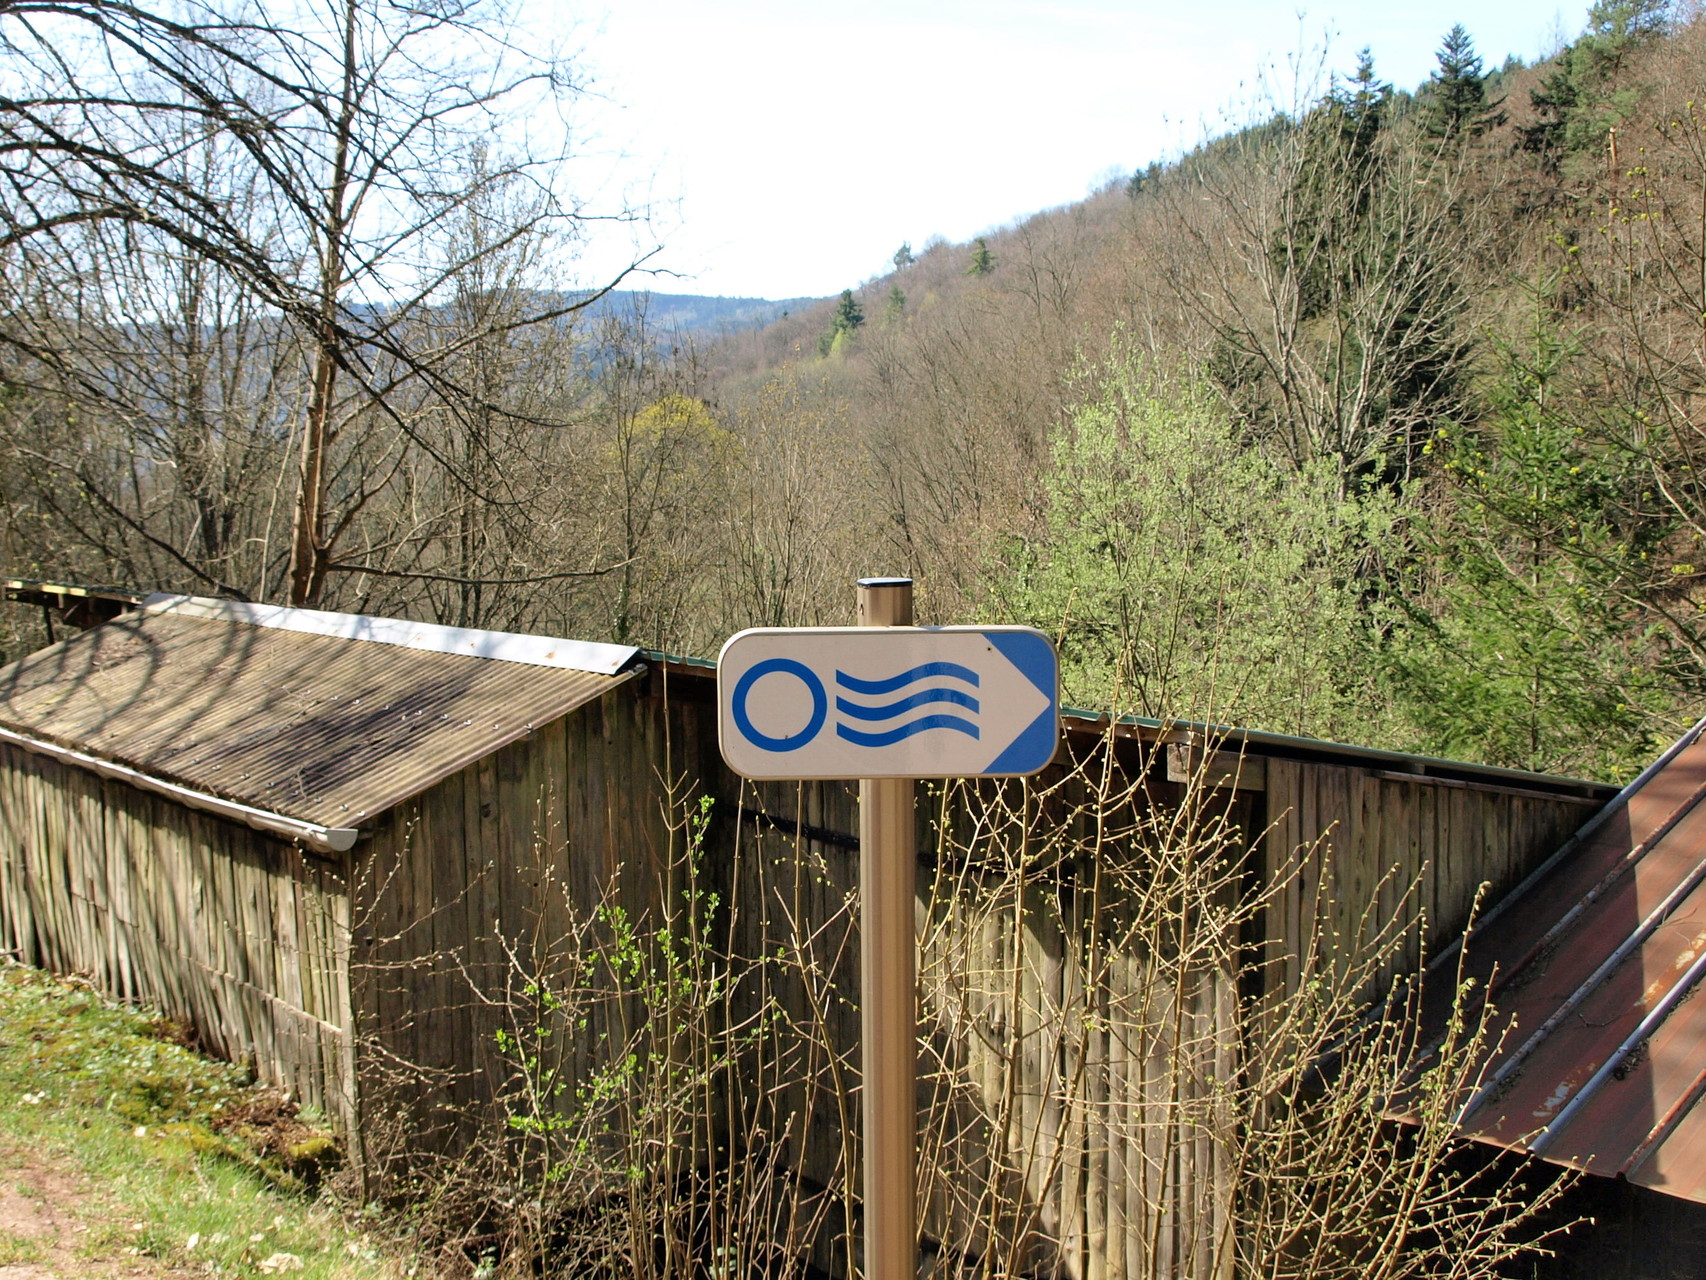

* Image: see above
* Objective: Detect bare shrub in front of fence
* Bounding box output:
[350,722,1576,1279]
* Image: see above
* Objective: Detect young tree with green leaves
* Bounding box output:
[991,344,1399,740]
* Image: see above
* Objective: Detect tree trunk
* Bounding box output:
[286,0,359,609]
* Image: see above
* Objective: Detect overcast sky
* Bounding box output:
[549,1,1581,300]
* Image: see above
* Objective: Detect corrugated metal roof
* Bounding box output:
[0,597,641,829]
[1434,717,1706,1203]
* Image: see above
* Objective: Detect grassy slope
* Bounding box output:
[0,961,408,1279]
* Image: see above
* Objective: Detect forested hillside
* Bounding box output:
[575,290,819,338]
[2,0,1700,779]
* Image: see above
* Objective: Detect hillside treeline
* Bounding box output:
[1,0,1700,779]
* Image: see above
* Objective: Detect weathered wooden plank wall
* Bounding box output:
[0,673,1607,1280]
[731,746,1254,1280]
[723,725,1598,1280]
[0,741,355,1132]
[1261,759,1598,994]
[347,672,727,1165]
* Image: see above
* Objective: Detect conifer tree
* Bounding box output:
[1423,25,1504,140]
[1339,49,1389,179]
[1223,46,1470,487]
[1281,49,1389,320]
[1521,0,1668,161]
[966,237,994,276]
[832,288,864,333]
[893,242,914,271]
[1125,162,1160,199]
[819,288,865,355]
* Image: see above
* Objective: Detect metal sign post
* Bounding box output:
[857,577,917,1280]
[714,579,1059,1280]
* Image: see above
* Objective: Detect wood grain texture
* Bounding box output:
[0,741,355,1137]
[0,683,1606,1277]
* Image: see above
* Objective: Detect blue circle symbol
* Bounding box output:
[732,658,827,752]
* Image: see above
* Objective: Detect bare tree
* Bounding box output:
[1160,60,1491,491]
[715,371,868,633]
[0,113,304,599]
[578,305,733,649]
[0,0,647,607]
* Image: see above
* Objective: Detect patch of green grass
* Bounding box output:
[0,962,404,1279]
[0,1227,48,1266]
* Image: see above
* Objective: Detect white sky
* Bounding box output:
[548,1,1580,300]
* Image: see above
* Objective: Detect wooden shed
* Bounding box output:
[0,594,649,1143]
[0,592,1619,1276]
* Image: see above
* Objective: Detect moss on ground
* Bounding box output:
[0,961,407,1279]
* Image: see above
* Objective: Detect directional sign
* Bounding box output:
[716,626,1059,780]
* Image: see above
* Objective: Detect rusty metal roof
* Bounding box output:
[1436,717,1706,1203]
[0,595,640,830]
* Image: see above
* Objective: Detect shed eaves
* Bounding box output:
[0,596,640,830]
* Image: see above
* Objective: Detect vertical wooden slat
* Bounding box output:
[0,691,1619,1280]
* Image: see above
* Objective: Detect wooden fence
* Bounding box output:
[722,724,1598,1279]
[0,740,356,1131]
[0,670,1607,1277]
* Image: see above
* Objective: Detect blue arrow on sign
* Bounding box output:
[981,630,1059,775]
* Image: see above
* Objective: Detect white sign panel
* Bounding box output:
[717,626,1059,780]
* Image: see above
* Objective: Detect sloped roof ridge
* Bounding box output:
[145,594,639,676]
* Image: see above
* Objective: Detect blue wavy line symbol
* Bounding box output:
[833,663,980,747]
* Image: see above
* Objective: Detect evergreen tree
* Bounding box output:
[1521,0,1668,162]
[893,242,914,271]
[1125,162,1160,200]
[833,288,864,333]
[1388,304,1674,777]
[819,288,865,355]
[1522,64,1580,161]
[1422,25,1504,140]
[966,237,994,276]
[1231,46,1470,487]
[1280,49,1390,321]
[1337,49,1390,186]
[885,284,905,320]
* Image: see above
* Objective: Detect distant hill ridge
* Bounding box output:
[573,289,822,337]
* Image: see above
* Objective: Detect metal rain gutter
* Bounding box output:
[637,649,1616,799]
[0,725,359,853]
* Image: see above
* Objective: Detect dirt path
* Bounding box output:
[0,1134,189,1280]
